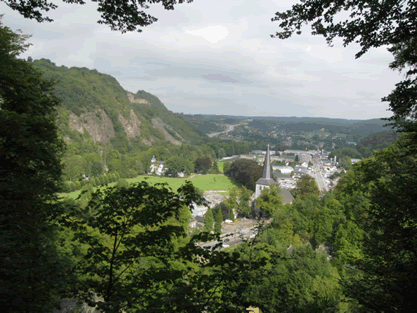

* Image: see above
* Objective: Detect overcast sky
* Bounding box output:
[1,0,402,119]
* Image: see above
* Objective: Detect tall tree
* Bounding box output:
[340,133,417,311]
[65,180,207,312]
[0,19,72,311]
[239,186,253,217]
[225,159,262,191]
[292,175,320,199]
[224,187,239,221]
[195,156,212,174]
[214,208,223,233]
[203,208,214,233]
[255,185,283,218]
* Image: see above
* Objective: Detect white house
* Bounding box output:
[149,155,166,176]
[274,166,294,174]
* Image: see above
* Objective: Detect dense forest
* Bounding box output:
[2,9,417,313]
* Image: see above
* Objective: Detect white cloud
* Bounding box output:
[185,25,229,43]
[0,0,404,119]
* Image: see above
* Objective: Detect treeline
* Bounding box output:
[61,135,265,193]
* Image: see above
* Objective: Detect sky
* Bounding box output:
[1,0,403,120]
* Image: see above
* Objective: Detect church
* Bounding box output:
[253,144,294,204]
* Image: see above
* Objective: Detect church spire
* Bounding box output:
[261,144,271,179]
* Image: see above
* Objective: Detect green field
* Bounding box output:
[59,174,237,200]
[217,161,224,173]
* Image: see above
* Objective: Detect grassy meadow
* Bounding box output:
[217,161,224,173]
[59,174,237,200]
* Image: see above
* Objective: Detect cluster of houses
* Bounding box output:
[148,155,186,177]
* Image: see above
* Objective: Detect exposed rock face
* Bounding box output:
[151,117,183,145]
[127,92,150,105]
[118,109,141,139]
[69,109,115,144]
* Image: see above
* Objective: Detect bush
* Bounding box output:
[62,181,72,193]
[90,177,97,186]
[115,179,129,189]
[67,182,76,192]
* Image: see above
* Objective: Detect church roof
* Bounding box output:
[256,144,277,186]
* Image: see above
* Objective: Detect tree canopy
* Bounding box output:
[292,175,320,199]
[225,159,262,191]
[0,17,71,311]
[2,0,194,33]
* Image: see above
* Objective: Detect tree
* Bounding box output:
[164,155,191,177]
[292,175,320,199]
[2,0,195,33]
[209,160,221,174]
[214,208,223,233]
[254,185,283,218]
[356,130,401,158]
[62,154,87,181]
[203,208,214,233]
[65,180,207,312]
[194,156,212,174]
[238,186,253,217]
[222,161,232,173]
[339,156,352,171]
[115,178,129,189]
[339,133,417,312]
[0,19,74,312]
[225,159,262,191]
[329,147,362,161]
[271,0,417,132]
[224,187,239,220]
[218,148,226,159]
[91,160,103,177]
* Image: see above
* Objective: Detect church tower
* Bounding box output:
[255,144,278,198]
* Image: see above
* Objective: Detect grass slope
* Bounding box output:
[59,174,237,200]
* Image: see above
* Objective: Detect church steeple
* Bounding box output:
[255,144,276,187]
[261,144,271,180]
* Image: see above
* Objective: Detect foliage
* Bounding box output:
[356,130,401,158]
[164,155,193,177]
[214,208,223,233]
[225,159,262,191]
[292,175,320,199]
[224,187,239,220]
[0,19,75,312]
[339,156,352,172]
[91,160,104,177]
[328,147,362,161]
[222,161,232,173]
[209,160,221,174]
[255,185,283,218]
[238,186,253,217]
[3,0,195,33]
[115,178,129,189]
[65,180,207,312]
[203,208,214,233]
[339,133,417,311]
[195,156,212,174]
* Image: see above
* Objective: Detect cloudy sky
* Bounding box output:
[1,0,402,119]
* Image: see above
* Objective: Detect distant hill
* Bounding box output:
[32,59,203,153]
[187,114,389,137]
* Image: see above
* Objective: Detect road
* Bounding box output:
[312,156,328,192]
[208,124,237,138]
